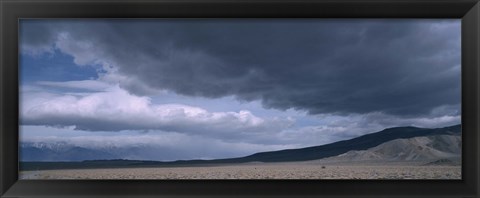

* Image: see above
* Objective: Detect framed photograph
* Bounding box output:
[1,0,479,197]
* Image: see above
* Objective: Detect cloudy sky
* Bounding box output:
[19,19,461,161]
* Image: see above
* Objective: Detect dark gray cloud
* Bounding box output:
[20,19,461,117]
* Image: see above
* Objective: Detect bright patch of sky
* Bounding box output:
[20,49,100,84]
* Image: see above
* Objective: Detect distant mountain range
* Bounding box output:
[21,141,118,161]
[20,124,461,170]
[21,141,188,162]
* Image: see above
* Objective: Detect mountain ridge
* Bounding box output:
[230,124,460,162]
[20,124,461,170]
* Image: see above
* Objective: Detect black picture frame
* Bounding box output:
[1,0,479,197]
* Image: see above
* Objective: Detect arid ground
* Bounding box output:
[19,161,461,180]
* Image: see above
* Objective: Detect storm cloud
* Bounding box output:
[20,19,461,117]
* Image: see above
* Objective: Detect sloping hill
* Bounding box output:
[322,135,461,162]
[225,124,460,163]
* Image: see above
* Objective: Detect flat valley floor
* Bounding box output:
[19,161,461,180]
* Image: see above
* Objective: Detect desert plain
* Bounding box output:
[19,160,461,180]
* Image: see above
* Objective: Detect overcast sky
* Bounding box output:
[19,19,461,161]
